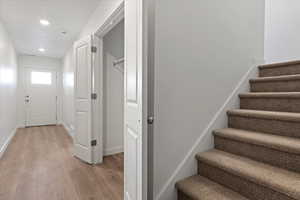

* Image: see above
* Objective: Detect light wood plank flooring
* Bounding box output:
[0,125,124,200]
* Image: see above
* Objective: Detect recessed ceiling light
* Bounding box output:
[40,19,50,26]
[38,48,45,52]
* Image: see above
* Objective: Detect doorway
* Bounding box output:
[72,10,125,199]
[72,3,125,163]
[102,19,125,156]
[24,68,57,127]
[73,1,148,199]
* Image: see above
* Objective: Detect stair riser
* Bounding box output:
[215,136,300,173]
[259,64,300,77]
[177,191,192,200]
[228,115,300,138]
[198,162,294,200]
[240,98,300,113]
[250,80,300,92]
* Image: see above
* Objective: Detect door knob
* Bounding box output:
[147,116,154,125]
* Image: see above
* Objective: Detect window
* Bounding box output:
[31,71,52,85]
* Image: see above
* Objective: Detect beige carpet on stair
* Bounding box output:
[176,60,300,200]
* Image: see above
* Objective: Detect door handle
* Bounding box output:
[147,116,154,125]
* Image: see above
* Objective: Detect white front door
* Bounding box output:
[124,0,147,199]
[25,68,57,127]
[73,35,102,164]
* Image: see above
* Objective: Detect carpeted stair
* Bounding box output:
[176,60,300,200]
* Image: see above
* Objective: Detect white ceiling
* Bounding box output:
[0,0,101,58]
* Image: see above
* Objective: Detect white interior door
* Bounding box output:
[25,68,57,127]
[73,35,102,164]
[74,36,93,164]
[124,0,147,199]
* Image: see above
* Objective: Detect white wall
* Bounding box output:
[62,50,75,137]
[103,20,124,155]
[0,21,18,156]
[153,0,265,199]
[17,55,62,127]
[265,0,300,63]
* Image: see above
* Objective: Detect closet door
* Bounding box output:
[73,36,94,164]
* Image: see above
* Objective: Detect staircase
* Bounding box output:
[175,60,300,200]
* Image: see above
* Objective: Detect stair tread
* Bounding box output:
[228,109,300,122]
[196,150,300,200]
[239,92,300,98]
[176,175,249,200]
[259,60,300,69]
[214,128,300,154]
[258,60,300,69]
[250,74,300,83]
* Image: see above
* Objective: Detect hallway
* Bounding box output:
[0,126,124,200]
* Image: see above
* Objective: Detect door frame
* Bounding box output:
[91,35,103,164]
[93,2,125,162]
[92,1,150,199]
[95,3,124,38]
[24,66,58,127]
[73,3,125,164]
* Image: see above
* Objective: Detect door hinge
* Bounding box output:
[91,93,97,100]
[91,140,97,146]
[91,46,97,53]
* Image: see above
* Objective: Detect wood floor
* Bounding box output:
[0,125,124,200]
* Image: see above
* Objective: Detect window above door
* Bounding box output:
[31,71,52,85]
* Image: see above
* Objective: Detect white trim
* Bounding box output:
[62,122,75,138]
[104,146,124,156]
[95,2,125,37]
[155,62,263,200]
[0,126,18,159]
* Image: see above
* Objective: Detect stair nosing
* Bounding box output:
[176,175,250,200]
[227,109,300,123]
[213,128,300,154]
[259,60,300,69]
[250,74,300,83]
[196,150,300,200]
[239,92,300,99]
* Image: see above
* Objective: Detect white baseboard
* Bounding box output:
[18,123,25,128]
[62,122,75,138]
[104,146,124,156]
[0,126,18,159]
[155,62,262,200]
